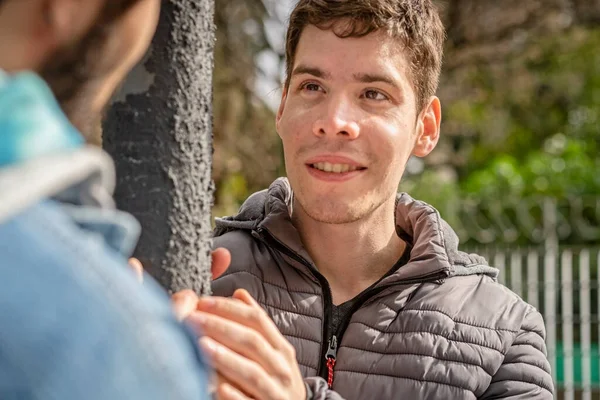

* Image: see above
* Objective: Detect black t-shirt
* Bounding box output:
[329,244,412,335]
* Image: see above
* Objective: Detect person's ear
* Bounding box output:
[40,0,103,47]
[275,86,289,138]
[413,96,441,158]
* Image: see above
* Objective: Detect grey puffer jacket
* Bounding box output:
[212,178,553,399]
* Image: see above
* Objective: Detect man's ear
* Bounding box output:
[275,86,288,138]
[41,0,103,46]
[413,96,441,158]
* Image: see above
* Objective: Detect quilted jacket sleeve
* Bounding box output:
[304,377,346,400]
[479,308,554,399]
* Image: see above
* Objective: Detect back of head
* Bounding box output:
[284,0,445,111]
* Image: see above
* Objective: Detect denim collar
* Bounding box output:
[0,146,141,256]
[0,71,139,256]
[0,70,83,167]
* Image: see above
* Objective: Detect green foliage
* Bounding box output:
[462,134,599,200]
[424,27,600,210]
[401,171,463,229]
[449,27,600,170]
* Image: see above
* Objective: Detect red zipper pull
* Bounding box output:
[325,335,338,388]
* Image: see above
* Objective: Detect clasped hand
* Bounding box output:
[130,250,306,400]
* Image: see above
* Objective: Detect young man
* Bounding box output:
[0,1,226,398]
[182,0,554,399]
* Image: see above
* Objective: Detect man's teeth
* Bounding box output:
[312,162,359,173]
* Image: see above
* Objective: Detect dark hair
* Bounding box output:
[285,0,445,111]
[98,1,144,25]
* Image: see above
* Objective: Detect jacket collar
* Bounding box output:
[215,177,498,282]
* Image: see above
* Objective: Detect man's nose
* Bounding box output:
[312,96,360,139]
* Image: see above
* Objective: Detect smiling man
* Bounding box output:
[184,0,554,399]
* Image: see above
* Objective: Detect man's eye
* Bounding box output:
[364,90,388,101]
[301,83,322,92]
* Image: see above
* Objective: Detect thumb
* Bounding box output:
[211,248,231,280]
[171,289,199,321]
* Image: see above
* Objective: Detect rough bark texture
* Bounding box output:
[103,0,215,295]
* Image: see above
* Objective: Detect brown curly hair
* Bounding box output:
[285,0,445,110]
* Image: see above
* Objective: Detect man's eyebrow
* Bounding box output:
[291,66,401,90]
[291,65,331,79]
[353,72,400,89]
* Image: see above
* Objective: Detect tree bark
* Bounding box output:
[103,0,215,295]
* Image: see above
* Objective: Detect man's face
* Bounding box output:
[276,25,440,224]
[45,0,161,137]
[0,0,161,137]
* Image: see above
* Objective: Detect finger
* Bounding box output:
[216,382,251,400]
[171,289,199,321]
[232,288,261,308]
[211,248,231,280]
[208,371,229,395]
[214,372,228,390]
[188,311,284,376]
[128,258,144,284]
[200,337,280,400]
[233,290,298,358]
[213,374,253,400]
[197,294,288,350]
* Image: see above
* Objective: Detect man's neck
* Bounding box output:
[292,197,406,305]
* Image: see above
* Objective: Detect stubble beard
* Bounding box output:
[293,183,385,225]
[37,20,113,143]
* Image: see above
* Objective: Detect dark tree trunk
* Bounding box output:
[103,0,215,295]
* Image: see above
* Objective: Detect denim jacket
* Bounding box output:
[0,71,209,399]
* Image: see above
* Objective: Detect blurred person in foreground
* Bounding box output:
[0,1,228,398]
[174,0,555,399]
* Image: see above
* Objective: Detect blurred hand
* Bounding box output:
[128,257,144,283]
[186,289,306,400]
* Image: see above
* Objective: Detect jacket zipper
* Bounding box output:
[256,227,335,379]
[325,335,337,388]
[255,227,446,387]
[322,271,445,387]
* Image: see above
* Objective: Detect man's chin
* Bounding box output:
[297,198,367,225]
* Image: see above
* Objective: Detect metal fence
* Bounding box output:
[471,246,600,399]
[459,196,600,399]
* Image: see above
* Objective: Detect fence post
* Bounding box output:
[543,197,559,388]
[580,250,592,400]
[561,250,574,400]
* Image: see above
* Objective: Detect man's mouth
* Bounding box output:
[309,162,366,173]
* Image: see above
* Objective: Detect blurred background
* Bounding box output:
[211,0,599,398]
